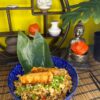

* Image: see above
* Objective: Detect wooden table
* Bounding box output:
[0,54,100,100]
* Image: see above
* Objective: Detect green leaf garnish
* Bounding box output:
[17,31,54,73]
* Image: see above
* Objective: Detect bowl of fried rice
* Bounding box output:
[8,56,78,100]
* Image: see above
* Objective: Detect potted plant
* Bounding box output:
[61,0,100,29]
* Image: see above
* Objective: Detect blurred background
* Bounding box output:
[0,0,100,49]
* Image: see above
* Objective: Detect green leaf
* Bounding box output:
[17,31,54,73]
[92,4,100,24]
[61,0,100,29]
[71,13,81,25]
[61,11,78,20]
[62,11,81,29]
[70,2,89,8]
[80,9,92,23]
[70,1,98,9]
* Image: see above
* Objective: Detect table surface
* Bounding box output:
[0,54,100,100]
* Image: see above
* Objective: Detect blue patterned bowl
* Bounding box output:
[8,56,78,100]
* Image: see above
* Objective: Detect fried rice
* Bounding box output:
[14,67,72,100]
